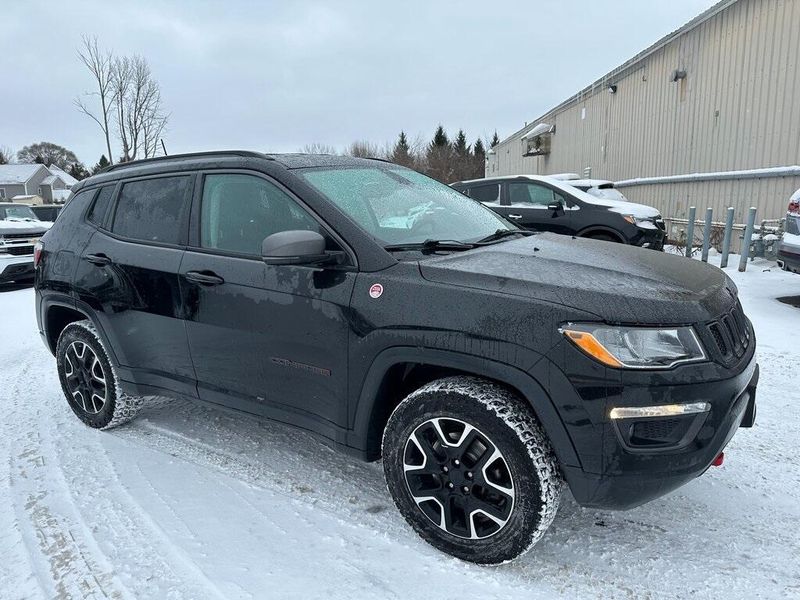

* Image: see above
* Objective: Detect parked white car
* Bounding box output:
[0,203,51,284]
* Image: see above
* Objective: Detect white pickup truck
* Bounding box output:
[0,203,52,284]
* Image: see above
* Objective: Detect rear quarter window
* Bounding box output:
[467,184,500,203]
[86,185,116,227]
[111,176,192,244]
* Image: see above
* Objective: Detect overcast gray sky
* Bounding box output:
[1,0,714,166]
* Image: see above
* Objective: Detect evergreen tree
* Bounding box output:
[92,154,110,174]
[68,162,90,181]
[425,125,454,183]
[34,154,45,164]
[431,125,449,149]
[0,150,8,165]
[389,131,415,168]
[490,131,500,148]
[471,138,486,179]
[452,129,471,181]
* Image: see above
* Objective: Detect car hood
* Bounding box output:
[419,233,734,324]
[0,220,51,235]
[580,195,660,219]
[545,177,660,219]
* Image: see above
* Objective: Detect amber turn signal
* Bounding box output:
[562,329,623,368]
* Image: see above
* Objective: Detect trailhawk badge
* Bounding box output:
[369,283,384,299]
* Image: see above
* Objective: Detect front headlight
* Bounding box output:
[561,323,706,369]
[622,215,657,229]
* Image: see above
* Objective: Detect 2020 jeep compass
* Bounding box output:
[34,151,758,564]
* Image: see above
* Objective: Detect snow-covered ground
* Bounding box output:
[1,257,799,600]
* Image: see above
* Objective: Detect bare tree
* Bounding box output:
[346,140,381,158]
[0,145,14,164]
[112,55,168,161]
[301,143,339,154]
[75,35,115,165]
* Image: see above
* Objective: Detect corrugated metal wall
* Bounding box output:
[487,0,800,222]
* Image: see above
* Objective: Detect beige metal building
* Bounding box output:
[486,0,800,229]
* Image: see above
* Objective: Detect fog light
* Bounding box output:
[609,402,710,419]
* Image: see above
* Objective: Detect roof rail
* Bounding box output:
[101,150,272,173]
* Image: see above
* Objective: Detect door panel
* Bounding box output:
[73,174,196,397]
[492,182,573,235]
[181,172,355,428]
[75,231,195,395]
[181,252,355,426]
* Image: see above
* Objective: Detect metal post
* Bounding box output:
[685,206,696,258]
[738,207,757,272]
[701,207,713,262]
[720,207,735,268]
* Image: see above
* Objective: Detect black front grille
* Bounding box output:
[707,301,750,363]
[1,232,42,240]
[5,246,33,256]
[655,219,666,231]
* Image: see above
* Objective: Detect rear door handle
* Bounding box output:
[507,214,523,220]
[84,253,111,266]
[185,271,225,286]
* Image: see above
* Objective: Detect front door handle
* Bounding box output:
[507,214,523,220]
[84,253,111,266]
[185,270,225,286]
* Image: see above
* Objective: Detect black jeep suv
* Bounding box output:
[34,152,757,564]
[451,175,666,249]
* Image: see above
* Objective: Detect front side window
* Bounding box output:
[201,174,321,256]
[508,182,557,206]
[111,176,192,244]
[299,165,511,246]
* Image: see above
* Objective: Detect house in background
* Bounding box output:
[0,164,72,203]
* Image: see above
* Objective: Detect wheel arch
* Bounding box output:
[349,347,580,469]
[44,303,90,355]
[576,225,625,243]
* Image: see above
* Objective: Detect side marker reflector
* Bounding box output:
[711,452,725,467]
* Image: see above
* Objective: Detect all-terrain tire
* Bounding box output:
[382,376,563,564]
[56,320,143,429]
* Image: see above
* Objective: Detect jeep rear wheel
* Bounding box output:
[382,376,562,564]
[56,320,143,429]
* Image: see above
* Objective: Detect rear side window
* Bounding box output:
[509,182,557,206]
[468,184,500,203]
[87,185,116,227]
[112,176,192,244]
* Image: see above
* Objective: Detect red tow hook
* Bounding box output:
[711,452,725,467]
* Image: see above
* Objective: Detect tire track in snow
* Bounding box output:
[6,361,122,600]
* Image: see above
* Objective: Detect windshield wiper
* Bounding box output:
[384,239,475,253]
[474,229,535,245]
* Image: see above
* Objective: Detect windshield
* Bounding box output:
[299,165,513,245]
[587,187,629,203]
[0,205,39,221]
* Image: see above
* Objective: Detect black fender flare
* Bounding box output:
[576,225,625,242]
[348,346,580,468]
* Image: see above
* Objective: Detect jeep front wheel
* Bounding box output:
[382,376,562,564]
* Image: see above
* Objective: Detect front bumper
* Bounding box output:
[544,330,758,510]
[632,225,666,250]
[0,254,35,283]
[777,245,800,273]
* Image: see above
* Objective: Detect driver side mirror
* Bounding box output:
[547,201,564,215]
[262,230,331,266]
